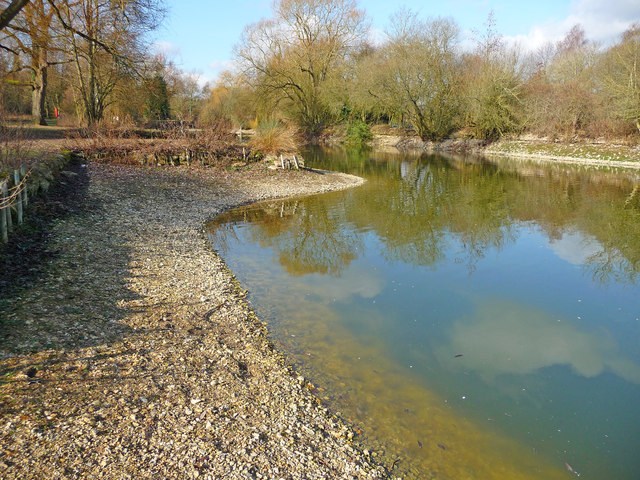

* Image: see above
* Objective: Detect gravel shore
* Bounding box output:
[0,161,387,479]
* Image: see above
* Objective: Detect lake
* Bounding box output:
[206,147,640,480]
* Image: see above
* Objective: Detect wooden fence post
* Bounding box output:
[20,165,28,206]
[14,169,23,225]
[1,180,11,234]
[1,180,7,243]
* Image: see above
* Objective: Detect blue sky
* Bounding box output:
[155,0,640,86]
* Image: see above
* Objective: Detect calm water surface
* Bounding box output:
[206,148,640,480]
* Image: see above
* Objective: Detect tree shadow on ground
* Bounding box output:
[0,158,138,359]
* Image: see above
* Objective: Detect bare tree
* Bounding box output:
[236,0,368,134]
[166,67,203,125]
[600,25,640,135]
[522,24,600,138]
[0,0,30,31]
[371,10,460,140]
[53,0,164,125]
[1,0,66,124]
[462,12,523,140]
[200,70,258,129]
[347,43,388,122]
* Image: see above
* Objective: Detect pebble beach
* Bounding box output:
[0,161,387,479]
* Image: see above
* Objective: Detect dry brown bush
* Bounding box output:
[74,119,252,167]
[248,122,301,155]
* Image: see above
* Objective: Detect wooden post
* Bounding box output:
[2,180,11,234]
[280,154,285,169]
[292,155,299,170]
[242,147,246,161]
[14,170,23,224]
[1,180,8,243]
[20,165,28,206]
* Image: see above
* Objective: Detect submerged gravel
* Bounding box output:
[0,162,388,479]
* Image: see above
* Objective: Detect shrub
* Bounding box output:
[345,119,372,147]
[248,121,300,155]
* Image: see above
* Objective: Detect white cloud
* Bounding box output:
[208,59,235,73]
[504,0,640,52]
[152,40,182,58]
[367,26,387,47]
[185,72,213,89]
[167,66,212,89]
[304,265,385,302]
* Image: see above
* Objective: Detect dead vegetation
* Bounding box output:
[70,120,261,168]
[248,122,301,157]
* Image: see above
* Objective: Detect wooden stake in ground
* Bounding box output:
[20,165,27,206]
[14,169,23,224]
[1,180,8,243]
[2,180,12,235]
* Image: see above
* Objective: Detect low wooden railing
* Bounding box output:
[1,165,30,244]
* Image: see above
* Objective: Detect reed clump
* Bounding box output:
[248,121,301,156]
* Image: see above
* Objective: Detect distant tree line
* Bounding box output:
[1,0,638,142]
[204,0,640,142]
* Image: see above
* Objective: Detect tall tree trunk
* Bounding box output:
[31,47,47,125]
[87,38,99,126]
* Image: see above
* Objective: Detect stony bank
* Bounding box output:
[0,160,389,479]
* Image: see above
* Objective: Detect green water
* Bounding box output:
[206,148,640,480]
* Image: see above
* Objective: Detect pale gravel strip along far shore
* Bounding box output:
[482,149,640,170]
[0,162,387,479]
[370,133,640,170]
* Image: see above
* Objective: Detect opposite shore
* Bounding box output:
[365,132,640,169]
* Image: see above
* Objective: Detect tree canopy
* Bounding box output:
[1,0,639,141]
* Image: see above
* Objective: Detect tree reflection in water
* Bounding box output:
[206,148,640,480]
[209,149,640,284]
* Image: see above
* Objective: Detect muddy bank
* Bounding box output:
[0,161,387,479]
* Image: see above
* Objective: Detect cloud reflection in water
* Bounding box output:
[438,300,640,384]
